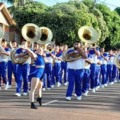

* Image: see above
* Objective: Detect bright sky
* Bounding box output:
[35,0,120,10]
[1,0,120,10]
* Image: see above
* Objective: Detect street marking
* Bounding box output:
[42,100,58,106]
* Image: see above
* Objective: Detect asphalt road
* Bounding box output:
[0,82,120,120]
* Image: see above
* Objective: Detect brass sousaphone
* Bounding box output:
[11,23,41,64]
[62,26,99,62]
[37,27,53,45]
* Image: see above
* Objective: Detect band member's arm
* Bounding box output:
[85,59,92,64]
[77,47,87,59]
[93,48,100,56]
[22,48,37,59]
[101,54,108,61]
[97,60,102,65]
[0,51,10,56]
[50,53,56,59]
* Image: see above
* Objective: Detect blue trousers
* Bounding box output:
[66,69,84,97]
[16,64,30,93]
[44,63,52,88]
[61,61,67,83]
[90,64,98,89]
[52,63,61,85]
[107,64,113,83]
[112,64,117,81]
[8,61,17,85]
[96,65,101,86]
[0,62,7,87]
[101,64,107,85]
[82,69,90,93]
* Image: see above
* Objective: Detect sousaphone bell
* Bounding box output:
[62,26,99,62]
[11,23,41,64]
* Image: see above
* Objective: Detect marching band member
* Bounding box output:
[52,45,62,87]
[15,39,31,96]
[89,44,100,93]
[28,47,45,109]
[43,44,55,90]
[0,39,10,90]
[100,47,108,87]
[29,42,38,77]
[7,40,18,88]
[107,50,115,85]
[66,41,86,101]
[96,55,102,89]
[112,50,118,83]
[61,44,68,85]
[82,47,92,96]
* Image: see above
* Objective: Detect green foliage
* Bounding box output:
[115,7,120,16]
[9,0,120,49]
[96,4,120,50]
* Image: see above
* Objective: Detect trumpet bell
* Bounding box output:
[78,26,99,44]
[37,27,53,44]
[22,23,41,42]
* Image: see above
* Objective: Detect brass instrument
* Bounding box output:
[62,47,82,62]
[78,26,99,44]
[62,26,99,62]
[21,23,41,42]
[10,24,53,64]
[11,23,41,64]
[37,27,53,45]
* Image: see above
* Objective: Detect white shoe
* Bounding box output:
[47,88,51,90]
[104,84,108,87]
[22,92,28,96]
[4,84,8,90]
[82,91,88,96]
[95,86,99,91]
[109,82,114,85]
[51,85,55,88]
[15,93,21,97]
[92,88,96,93]
[64,82,68,86]
[101,85,104,88]
[77,96,82,100]
[66,97,71,101]
[42,88,46,91]
[57,82,61,87]
[8,85,12,88]
[73,93,77,97]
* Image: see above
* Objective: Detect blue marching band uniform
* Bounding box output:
[0,40,120,102]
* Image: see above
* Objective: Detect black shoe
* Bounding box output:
[31,102,38,109]
[36,97,42,106]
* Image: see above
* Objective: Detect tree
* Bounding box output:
[115,7,120,16]
[9,0,120,48]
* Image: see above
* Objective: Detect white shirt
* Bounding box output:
[107,54,114,64]
[67,58,85,69]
